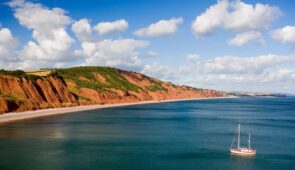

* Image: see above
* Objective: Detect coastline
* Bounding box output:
[0,96,236,124]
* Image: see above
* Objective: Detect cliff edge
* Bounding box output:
[0,67,225,114]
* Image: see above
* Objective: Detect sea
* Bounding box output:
[0,97,294,170]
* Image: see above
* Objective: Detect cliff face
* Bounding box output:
[0,74,78,113]
[0,67,225,114]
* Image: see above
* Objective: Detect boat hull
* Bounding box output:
[230,148,256,156]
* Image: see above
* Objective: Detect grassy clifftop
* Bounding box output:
[55,67,142,92]
[0,69,42,83]
[0,66,202,92]
[0,67,170,93]
[0,67,197,93]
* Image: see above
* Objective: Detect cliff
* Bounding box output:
[0,67,225,114]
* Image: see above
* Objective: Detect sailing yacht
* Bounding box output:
[230,124,256,156]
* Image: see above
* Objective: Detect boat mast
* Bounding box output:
[248,133,251,149]
[237,124,240,149]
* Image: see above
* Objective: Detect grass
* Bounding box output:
[123,71,168,92]
[145,85,168,92]
[182,85,203,91]
[144,77,168,92]
[0,69,27,77]
[0,69,40,83]
[55,66,141,92]
[25,70,53,76]
[67,86,94,101]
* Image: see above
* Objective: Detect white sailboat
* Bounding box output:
[230,124,256,156]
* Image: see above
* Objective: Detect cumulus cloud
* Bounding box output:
[144,51,158,58]
[228,31,264,46]
[8,0,71,32]
[8,0,75,69]
[185,54,295,92]
[271,26,295,44]
[141,63,176,81]
[186,54,200,61]
[182,69,295,93]
[75,39,149,70]
[72,19,92,41]
[141,54,295,93]
[199,54,295,74]
[93,19,128,36]
[134,17,183,37]
[223,1,281,31]
[0,27,18,61]
[192,0,281,36]
[261,68,295,83]
[71,18,149,70]
[192,0,228,36]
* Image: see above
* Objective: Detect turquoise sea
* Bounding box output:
[0,97,294,170]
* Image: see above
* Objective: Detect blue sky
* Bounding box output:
[0,0,295,93]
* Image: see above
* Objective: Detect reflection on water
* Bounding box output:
[0,97,294,170]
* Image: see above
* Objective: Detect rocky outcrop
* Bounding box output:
[0,67,226,114]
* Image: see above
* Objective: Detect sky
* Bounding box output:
[0,0,295,94]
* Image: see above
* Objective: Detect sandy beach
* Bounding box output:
[0,96,235,124]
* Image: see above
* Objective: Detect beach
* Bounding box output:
[0,96,233,124]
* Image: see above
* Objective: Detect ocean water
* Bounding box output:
[0,97,294,170]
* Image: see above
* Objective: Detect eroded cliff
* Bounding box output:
[0,67,225,114]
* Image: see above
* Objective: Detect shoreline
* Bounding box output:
[0,96,236,124]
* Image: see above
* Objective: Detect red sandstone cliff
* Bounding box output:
[0,67,225,114]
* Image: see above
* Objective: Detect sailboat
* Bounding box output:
[230,124,256,156]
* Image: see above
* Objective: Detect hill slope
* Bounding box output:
[0,67,225,114]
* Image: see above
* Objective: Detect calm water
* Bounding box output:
[0,97,294,170]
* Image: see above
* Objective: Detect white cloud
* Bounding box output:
[223,1,281,31]
[134,17,183,37]
[228,31,264,46]
[192,0,281,36]
[93,19,128,36]
[71,18,149,70]
[75,39,149,70]
[0,27,18,61]
[144,51,158,58]
[184,54,295,93]
[141,63,176,81]
[142,54,295,93]
[181,69,295,93]
[8,0,71,32]
[262,68,295,82]
[271,26,295,44]
[9,0,75,69]
[186,53,200,61]
[72,19,92,41]
[20,28,74,61]
[192,0,228,36]
[199,54,295,74]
